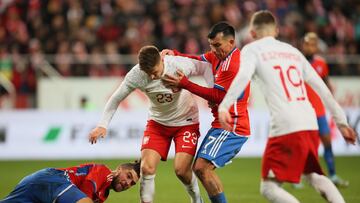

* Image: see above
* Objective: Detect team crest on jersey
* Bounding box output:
[143,136,150,145]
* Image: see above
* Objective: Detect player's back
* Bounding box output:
[244,37,318,136]
[57,163,111,185]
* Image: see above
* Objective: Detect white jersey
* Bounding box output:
[98,55,213,128]
[219,37,347,137]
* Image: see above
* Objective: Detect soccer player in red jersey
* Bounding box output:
[219,10,357,203]
[1,161,140,203]
[162,22,251,203]
[302,32,348,187]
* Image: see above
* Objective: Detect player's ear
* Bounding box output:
[250,29,257,39]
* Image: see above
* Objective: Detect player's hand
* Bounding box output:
[338,125,357,145]
[89,126,107,144]
[219,110,233,131]
[160,49,175,58]
[162,70,185,88]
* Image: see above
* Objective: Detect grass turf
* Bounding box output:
[0,156,359,203]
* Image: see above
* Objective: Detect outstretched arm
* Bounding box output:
[89,70,137,144]
[163,70,225,103]
[302,55,357,144]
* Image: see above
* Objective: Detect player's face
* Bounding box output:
[208,33,234,60]
[302,39,318,56]
[144,60,164,80]
[112,168,139,192]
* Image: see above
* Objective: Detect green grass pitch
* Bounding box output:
[1,156,359,202]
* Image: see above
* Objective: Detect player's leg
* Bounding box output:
[0,171,35,202]
[317,116,348,187]
[261,131,311,203]
[303,173,345,203]
[303,131,345,203]
[260,178,300,203]
[194,128,248,203]
[173,123,203,203]
[140,120,172,203]
[174,152,203,203]
[140,149,161,203]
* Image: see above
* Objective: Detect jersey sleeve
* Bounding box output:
[173,50,214,63]
[97,67,138,128]
[219,46,256,112]
[179,76,225,103]
[301,54,348,126]
[173,56,213,87]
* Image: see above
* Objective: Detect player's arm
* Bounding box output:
[302,55,357,144]
[163,69,225,103]
[89,68,138,144]
[218,46,256,131]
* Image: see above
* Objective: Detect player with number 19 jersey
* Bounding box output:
[219,36,348,182]
[97,55,213,160]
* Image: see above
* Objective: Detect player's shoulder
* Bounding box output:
[125,64,147,79]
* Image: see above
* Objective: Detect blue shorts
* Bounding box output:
[317,115,330,136]
[0,168,87,203]
[196,128,248,168]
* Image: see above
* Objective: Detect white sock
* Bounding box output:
[304,173,345,203]
[183,172,202,203]
[140,174,156,203]
[260,180,300,203]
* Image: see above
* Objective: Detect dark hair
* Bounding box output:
[207,22,235,39]
[251,10,276,28]
[138,45,160,72]
[119,160,141,178]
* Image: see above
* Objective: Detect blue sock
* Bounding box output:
[324,146,336,176]
[209,192,227,203]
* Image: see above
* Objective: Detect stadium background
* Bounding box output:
[0,0,359,202]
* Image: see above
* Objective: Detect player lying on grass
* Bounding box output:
[0,161,140,203]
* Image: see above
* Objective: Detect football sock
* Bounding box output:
[140,174,155,203]
[183,172,203,203]
[304,173,345,203]
[209,192,227,203]
[260,180,299,203]
[324,145,336,176]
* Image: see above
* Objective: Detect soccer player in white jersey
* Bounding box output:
[89,45,213,203]
[218,10,357,203]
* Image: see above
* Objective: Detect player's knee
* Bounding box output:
[192,162,206,179]
[141,163,156,175]
[304,172,326,187]
[260,180,276,198]
[174,166,188,179]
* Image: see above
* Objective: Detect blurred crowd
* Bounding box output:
[0,0,359,107]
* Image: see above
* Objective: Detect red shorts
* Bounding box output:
[262,130,323,183]
[141,120,200,161]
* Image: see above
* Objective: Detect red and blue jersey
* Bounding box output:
[175,48,251,135]
[305,55,329,117]
[57,163,112,203]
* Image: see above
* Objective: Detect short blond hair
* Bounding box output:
[250,10,277,30]
[303,32,319,43]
